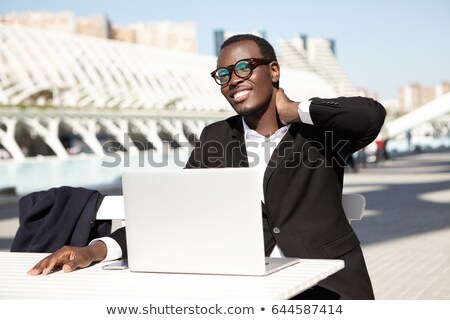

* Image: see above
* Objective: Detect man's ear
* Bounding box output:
[270,61,280,88]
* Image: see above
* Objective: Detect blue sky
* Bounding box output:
[1,0,449,99]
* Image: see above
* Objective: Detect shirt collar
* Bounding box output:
[242,118,290,142]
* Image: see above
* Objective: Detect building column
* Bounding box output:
[130,119,164,152]
[159,118,189,145]
[99,118,138,154]
[0,116,25,161]
[22,117,68,159]
[62,117,105,156]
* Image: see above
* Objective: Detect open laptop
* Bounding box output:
[121,167,300,276]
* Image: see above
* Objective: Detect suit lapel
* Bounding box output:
[263,123,297,196]
[230,117,249,168]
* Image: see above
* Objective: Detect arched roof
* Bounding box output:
[0,25,337,111]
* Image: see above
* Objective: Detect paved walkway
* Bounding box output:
[1,150,449,299]
[344,150,450,299]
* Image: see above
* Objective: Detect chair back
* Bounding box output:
[342,194,366,223]
[96,195,125,231]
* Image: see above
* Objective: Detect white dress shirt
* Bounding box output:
[93,100,313,261]
[243,120,289,257]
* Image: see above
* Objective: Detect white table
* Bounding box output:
[0,252,344,299]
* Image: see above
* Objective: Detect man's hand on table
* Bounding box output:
[27,241,107,275]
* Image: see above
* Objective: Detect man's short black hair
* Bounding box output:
[220,34,277,61]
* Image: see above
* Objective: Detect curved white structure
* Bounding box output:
[0,25,337,160]
[0,25,225,111]
[385,92,450,138]
[0,25,336,111]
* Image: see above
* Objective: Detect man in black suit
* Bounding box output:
[28,34,385,299]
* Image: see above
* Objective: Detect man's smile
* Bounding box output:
[230,85,253,103]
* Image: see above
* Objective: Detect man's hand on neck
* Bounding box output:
[276,88,301,125]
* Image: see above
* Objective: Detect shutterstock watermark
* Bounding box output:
[101,133,193,168]
[101,132,350,169]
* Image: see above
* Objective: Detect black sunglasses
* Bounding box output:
[210,58,272,85]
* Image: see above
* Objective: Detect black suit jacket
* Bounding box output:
[12,186,110,253]
[111,96,386,299]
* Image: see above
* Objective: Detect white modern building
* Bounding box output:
[0,25,337,160]
[279,34,356,96]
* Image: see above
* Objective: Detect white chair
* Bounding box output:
[96,195,126,232]
[97,194,366,229]
[342,193,366,224]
